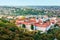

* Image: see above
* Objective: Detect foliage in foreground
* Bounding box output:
[0,19,60,40]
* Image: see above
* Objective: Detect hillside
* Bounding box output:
[0,18,60,40]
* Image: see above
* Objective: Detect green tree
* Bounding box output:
[31,24,34,30]
[22,24,26,28]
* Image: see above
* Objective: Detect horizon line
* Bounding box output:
[0,5,60,6]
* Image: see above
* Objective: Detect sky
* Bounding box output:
[0,0,60,6]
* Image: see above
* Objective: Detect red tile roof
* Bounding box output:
[29,18,36,23]
[34,22,42,27]
[16,20,24,24]
[16,18,52,28]
[22,22,30,25]
[39,19,43,23]
[42,23,48,27]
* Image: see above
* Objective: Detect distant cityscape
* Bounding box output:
[0,6,60,16]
